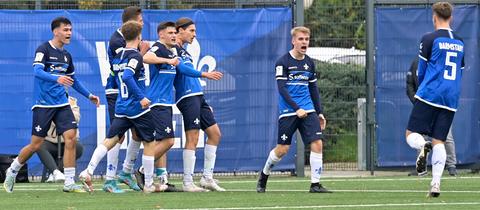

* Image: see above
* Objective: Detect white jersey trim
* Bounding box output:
[159,71,176,75]
[175,92,204,103]
[419,55,428,61]
[125,67,135,74]
[105,89,119,95]
[150,103,174,108]
[31,103,69,110]
[279,109,315,119]
[414,95,457,112]
[115,108,151,119]
[32,63,45,67]
[286,82,308,86]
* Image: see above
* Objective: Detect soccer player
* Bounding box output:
[103,6,149,193]
[79,21,166,193]
[256,26,331,193]
[135,21,222,192]
[3,17,100,193]
[406,58,458,177]
[173,17,225,192]
[405,2,464,197]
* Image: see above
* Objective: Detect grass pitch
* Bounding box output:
[1,174,479,210]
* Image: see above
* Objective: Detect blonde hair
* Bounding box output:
[291,26,310,37]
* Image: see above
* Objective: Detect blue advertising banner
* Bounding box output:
[0,8,294,175]
[375,5,480,167]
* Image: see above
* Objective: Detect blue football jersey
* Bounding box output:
[415,29,465,111]
[275,52,317,118]
[147,42,177,107]
[32,41,74,109]
[105,29,126,95]
[111,48,149,118]
[173,44,203,102]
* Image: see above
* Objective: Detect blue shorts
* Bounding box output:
[106,93,118,125]
[177,95,216,131]
[107,112,158,142]
[150,105,174,140]
[32,105,77,137]
[407,100,454,141]
[277,112,323,145]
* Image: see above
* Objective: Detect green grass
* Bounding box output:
[2,174,480,209]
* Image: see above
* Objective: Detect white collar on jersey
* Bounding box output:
[117,28,125,38]
[437,27,453,31]
[289,50,305,60]
[48,41,57,49]
[48,40,64,50]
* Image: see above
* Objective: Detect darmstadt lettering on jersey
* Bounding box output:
[438,42,463,52]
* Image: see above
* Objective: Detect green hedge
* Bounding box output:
[313,61,366,162]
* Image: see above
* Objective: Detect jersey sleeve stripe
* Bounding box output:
[309,78,317,83]
[32,62,45,67]
[419,54,428,61]
[125,67,135,73]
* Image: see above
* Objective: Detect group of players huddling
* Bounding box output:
[3,2,464,197]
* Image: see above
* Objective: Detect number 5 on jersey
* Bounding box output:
[444,51,457,80]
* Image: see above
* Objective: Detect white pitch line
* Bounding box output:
[8,186,480,194]
[165,202,480,210]
[227,189,480,193]
[217,176,480,184]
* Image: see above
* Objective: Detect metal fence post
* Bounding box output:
[139,0,146,9]
[35,0,41,10]
[366,0,376,175]
[357,98,367,170]
[293,0,305,177]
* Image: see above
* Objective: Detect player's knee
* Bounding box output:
[186,129,199,139]
[64,139,76,150]
[206,128,221,144]
[29,142,42,152]
[310,140,323,153]
[166,138,175,148]
[405,130,412,141]
[275,145,289,156]
[213,129,221,140]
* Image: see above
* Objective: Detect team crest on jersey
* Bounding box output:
[276,66,283,76]
[128,58,139,69]
[150,46,159,53]
[34,52,44,62]
[171,47,178,56]
[64,56,68,62]
[304,63,309,70]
